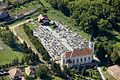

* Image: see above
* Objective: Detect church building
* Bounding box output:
[61,36,94,67]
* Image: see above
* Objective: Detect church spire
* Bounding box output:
[89,31,94,52]
[90,30,94,42]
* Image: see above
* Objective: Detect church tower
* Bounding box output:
[89,34,94,55]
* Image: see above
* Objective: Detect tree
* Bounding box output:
[23,24,50,61]
[36,65,48,79]
[20,57,25,65]
[111,51,120,64]
[24,54,30,65]
[0,31,16,47]
[97,19,112,31]
[112,0,120,14]
[21,41,28,53]
[51,62,61,74]
[12,57,19,66]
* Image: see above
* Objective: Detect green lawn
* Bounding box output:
[26,21,40,30]
[52,76,62,80]
[0,39,23,65]
[0,75,11,80]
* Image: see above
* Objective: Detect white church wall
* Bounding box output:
[61,54,93,67]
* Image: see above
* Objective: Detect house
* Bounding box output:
[0,2,9,11]
[0,11,9,21]
[0,3,10,21]
[61,37,94,68]
[108,65,120,80]
[38,14,48,22]
[25,66,35,77]
[38,14,50,26]
[15,13,25,19]
[8,68,23,80]
[21,76,26,80]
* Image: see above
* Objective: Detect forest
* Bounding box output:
[45,0,120,66]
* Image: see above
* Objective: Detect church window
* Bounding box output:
[73,59,75,63]
[77,59,79,63]
[81,58,82,62]
[84,57,86,61]
[88,57,90,60]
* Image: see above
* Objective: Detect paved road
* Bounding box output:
[9,19,46,64]
[97,67,106,80]
[94,56,106,80]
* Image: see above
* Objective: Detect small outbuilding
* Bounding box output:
[8,68,23,80]
[0,11,9,21]
[38,14,48,22]
[25,66,35,77]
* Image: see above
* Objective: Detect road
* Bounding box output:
[94,56,106,80]
[9,19,33,29]
[97,67,106,80]
[9,19,46,64]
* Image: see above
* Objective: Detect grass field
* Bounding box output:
[0,75,11,80]
[0,39,23,65]
[52,76,63,80]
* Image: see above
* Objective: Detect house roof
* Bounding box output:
[0,11,9,20]
[38,14,44,20]
[0,3,8,10]
[64,47,92,58]
[8,68,23,78]
[108,65,120,78]
[25,66,35,75]
[38,14,48,20]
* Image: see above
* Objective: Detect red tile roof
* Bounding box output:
[64,48,92,58]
